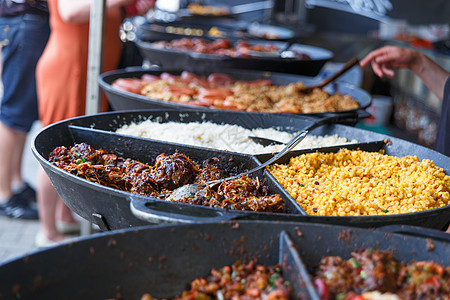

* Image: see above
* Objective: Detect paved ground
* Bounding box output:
[0,121,82,265]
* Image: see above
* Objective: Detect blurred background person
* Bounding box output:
[0,0,49,219]
[34,0,154,246]
[360,46,450,157]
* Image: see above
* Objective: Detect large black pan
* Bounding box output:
[0,221,449,299]
[32,110,450,230]
[136,19,296,42]
[99,67,371,118]
[135,38,333,76]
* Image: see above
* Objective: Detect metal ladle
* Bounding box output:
[167,112,358,202]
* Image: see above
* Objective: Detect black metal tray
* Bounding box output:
[135,39,333,76]
[0,221,448,299]
[99,67,371,117]
[136,19,296,42]
[32,110,450,230]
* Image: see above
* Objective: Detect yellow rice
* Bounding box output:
[267,149,450,216]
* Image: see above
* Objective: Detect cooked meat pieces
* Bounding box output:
[48,143,286,213]
[150,152,200,190]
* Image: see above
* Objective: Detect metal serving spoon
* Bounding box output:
[300,57,359,93]
[167,112,358,202]
[248,136,284,146]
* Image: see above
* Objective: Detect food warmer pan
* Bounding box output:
[32,110,450,231]
[136,18,297,42]
[99,68,371,118]
[0,221,448,299]
[135,39,333,76]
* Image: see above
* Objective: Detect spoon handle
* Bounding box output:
[303,57,359,92]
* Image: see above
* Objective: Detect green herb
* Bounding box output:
[269,273,280,286]
[283,281,290,287]
[383,209,389,213]
[336,294,346,300]
[405,273,411,280]
[349,258,361,268]
[76,160,81,165]
[81,157,86,162]
[75,152,81,157]
[360,270,368,279]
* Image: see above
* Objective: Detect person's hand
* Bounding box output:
[360,46,421,78]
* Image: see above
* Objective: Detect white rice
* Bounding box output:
[116,119,357,154]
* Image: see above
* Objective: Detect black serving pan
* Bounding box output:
[0,221,449,299]
[99,67,371,117]
[33,120,301,231]
[135,38,333,76]
[136,19,296,42]
[32,109,450,230]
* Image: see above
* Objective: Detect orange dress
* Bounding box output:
[36,0,123,127]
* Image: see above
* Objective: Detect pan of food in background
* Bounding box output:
[177,1,275,19]
[134,38,332,76]
[136,19,296,42]
[99,68,370,118]
[33,110,449,230]
[0,221,449,299]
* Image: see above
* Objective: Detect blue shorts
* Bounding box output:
[0,13,49,133]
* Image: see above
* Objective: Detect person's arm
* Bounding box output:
[57,0,135,23]
[360,46,449,100]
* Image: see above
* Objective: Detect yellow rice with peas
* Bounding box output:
[267,149,450,216]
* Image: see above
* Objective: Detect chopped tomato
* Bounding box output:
[314,278,330,300]
[424,275,441,288]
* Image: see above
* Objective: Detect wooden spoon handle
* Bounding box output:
[303,57,360,93]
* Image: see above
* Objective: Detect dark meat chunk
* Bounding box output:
[150,152,200,190]
[48,143,286,213]
[120,159,157,195]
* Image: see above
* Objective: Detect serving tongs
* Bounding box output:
[167,112,359,201]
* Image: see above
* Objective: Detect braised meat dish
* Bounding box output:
[141,260,293,300]
[112,71,360,113]
[153,38,311,59]
[48,143,285,213]
[313,248,450,299]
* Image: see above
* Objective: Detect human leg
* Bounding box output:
[36,168,65,243]
[0,14,49,218]
[0,122,24,199]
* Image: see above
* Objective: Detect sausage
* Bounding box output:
[111,78,144,94]
[207,73,234,86]
[160,72,178,83]
[197,94,225,106]
[247,79,273,86]
[163,85,197,97]
[141,74,160,83]
[198,87,233,97]
[181,71,209,87]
